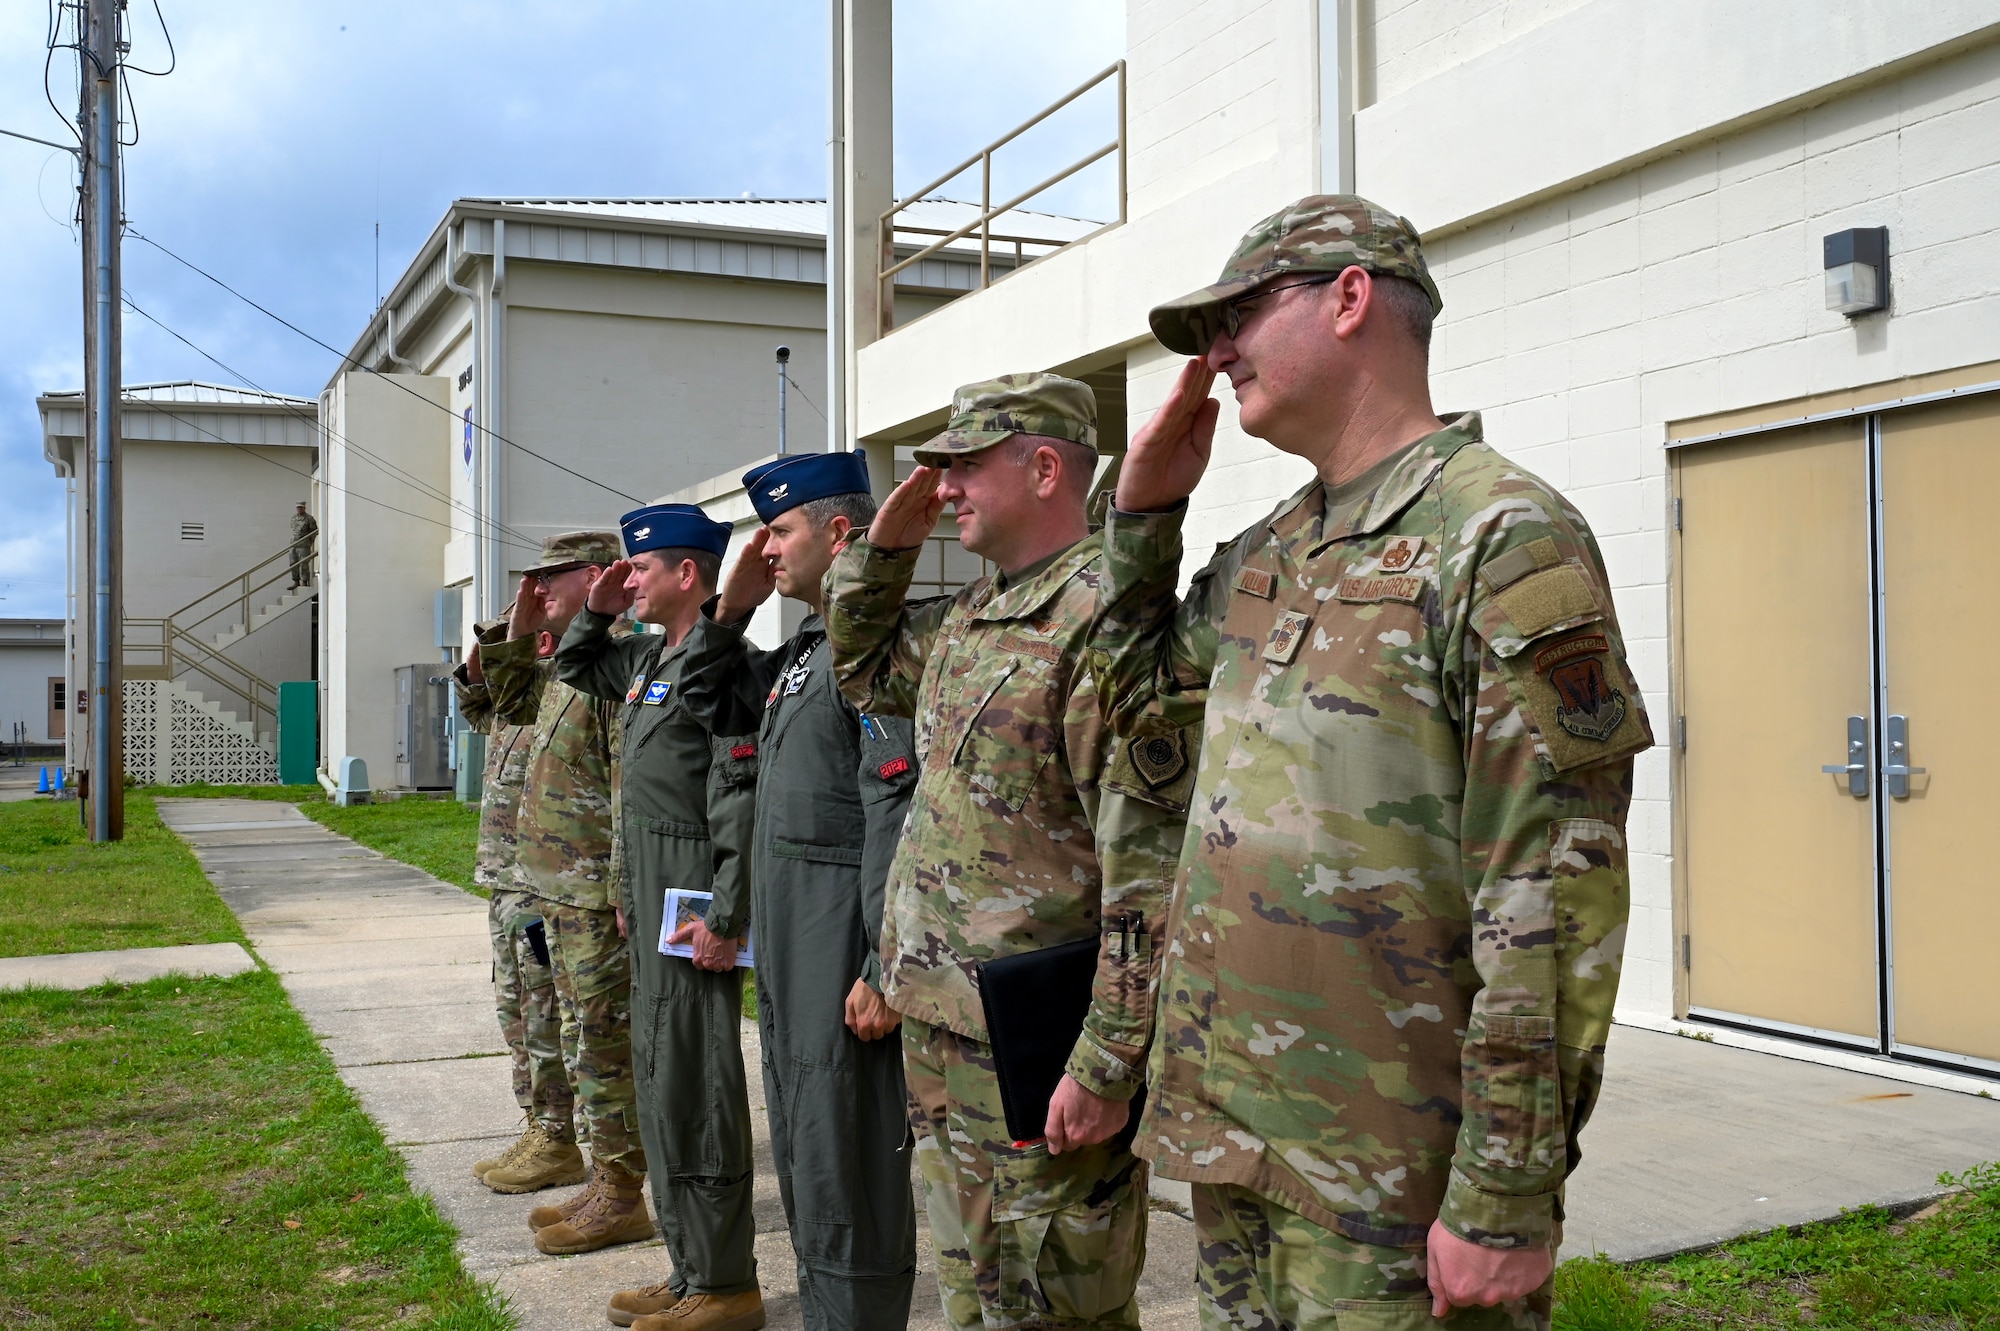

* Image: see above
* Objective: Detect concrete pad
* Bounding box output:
[255,933,489,975]
[1566,1025,2000,1260]
[275,963,492,1015]
[180,828,351,849]
[0,941,257,991]
[251,911,487,945]
[155,800,309,826]
[189,841,384,864]
[314,1001,506,1067]
[344,1055,524,1145]
[165,817,317,833]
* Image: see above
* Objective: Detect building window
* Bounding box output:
[50,680,65,711]
[181,522,206,540]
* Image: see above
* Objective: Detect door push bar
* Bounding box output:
[1821,715,1925,799]
[1822,715,1869,797]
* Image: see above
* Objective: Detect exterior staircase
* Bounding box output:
[122,537,314,783]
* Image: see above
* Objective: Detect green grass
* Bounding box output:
[0,792,244,958]
[0,972,510,1330]
[1555,1160,2000,1329]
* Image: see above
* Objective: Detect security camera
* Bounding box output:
[775,345,791,363]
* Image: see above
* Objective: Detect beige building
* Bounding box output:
[813,1,2000,1084]
[39,382,319,783]
[321,196,1095,782]
[0,619,66,751]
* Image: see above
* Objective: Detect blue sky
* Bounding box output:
[0,0,1123,617]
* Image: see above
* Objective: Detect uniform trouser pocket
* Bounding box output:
[780,1042,916,1274]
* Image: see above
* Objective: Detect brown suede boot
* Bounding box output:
[484,1124,585,1194]
[607,1280,679,1327]
[631,1290,765,1331]
[534,1161,653,1254]
[527,1173,596,1232]
[472,1116,538,1182]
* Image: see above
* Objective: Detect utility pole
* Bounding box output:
[80,0,125,840]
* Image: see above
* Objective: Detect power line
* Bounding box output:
[782,370,829,426]
[121,293,544,550]
[127,227,647,504]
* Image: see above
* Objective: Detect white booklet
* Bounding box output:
[658,888,756,969]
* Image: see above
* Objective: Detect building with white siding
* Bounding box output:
[820,1,2000,1084]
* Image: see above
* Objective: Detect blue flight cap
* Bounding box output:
[741,449,872,524]
[618,503,732,559]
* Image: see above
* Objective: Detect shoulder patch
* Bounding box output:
[1492,563,1599,642]
[730,742,757,760]
[1505,631,1653,772]
[878,755,911,780]
[1477,536,1561,595]
[1105,725,1200,812]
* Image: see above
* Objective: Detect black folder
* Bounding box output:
[975,937,1145,1149]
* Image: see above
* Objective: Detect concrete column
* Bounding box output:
[827,0,894,453]
[1316,0,1357,193]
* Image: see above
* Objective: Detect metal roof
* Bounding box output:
[37,381,315,409]
[460,197,1104,245]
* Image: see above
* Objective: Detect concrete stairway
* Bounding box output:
[203,581,314,655]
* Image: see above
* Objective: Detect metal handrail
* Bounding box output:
[168,533,318,645]
[123,617,280,735]
[877,60,1126,335]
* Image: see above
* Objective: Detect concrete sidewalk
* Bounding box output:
[155,798,1197,1331]
[0,940,256,990]
[153,797,2000,1325]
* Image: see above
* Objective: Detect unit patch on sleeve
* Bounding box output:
[1547,650,1626,742]
[642,680,672,706]
[730,742,758,760]
[1263,610,1314,664]
[1501,628,1653,772]
[878,755,911,780]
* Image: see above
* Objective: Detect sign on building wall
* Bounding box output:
[462,408,474,478]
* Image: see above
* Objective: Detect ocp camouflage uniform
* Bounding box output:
[826,509,1187,1330]
[1096,414,1651,1330]
[482,634,643,1176]
[453,629,572,1143]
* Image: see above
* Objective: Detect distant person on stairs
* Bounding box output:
[288,502,317,588]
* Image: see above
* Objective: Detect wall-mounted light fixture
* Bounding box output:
[1824,227,1889,317]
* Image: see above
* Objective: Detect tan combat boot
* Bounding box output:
[484,1123,586,1194]
[533,1160,653,1254]
[472,1116,539,1182]
[607,1280,679,1327]
[526,1171,594,1232]
[631,1290,765,1331]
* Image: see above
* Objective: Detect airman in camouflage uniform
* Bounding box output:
[479,531,655,1255]
[1099,196,1652,1329]
[454,612,579,1192]
[825,374,1189,1331]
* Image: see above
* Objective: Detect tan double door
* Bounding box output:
[1678,394,2000,1072]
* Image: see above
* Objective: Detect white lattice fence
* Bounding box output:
[124,679,278,785]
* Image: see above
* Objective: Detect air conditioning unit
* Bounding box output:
[393,663,453,789]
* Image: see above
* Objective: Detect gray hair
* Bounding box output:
[1371,274,1435,356]
[798,491,879,532]
[1002,434,1098,501]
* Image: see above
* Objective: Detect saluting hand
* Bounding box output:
[509,573,548,640]
[588,558,638,616]
[715,527,779,623]
[1116,358,1220,513]
[867,466,947,551]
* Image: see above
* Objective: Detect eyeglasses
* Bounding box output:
[1215,274,1343,344]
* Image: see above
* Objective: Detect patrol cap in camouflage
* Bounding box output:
[1148,194,1442,356]
[522,529,622,577]
[911,372,1098,467]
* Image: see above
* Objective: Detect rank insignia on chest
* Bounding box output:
[1263,610,1314,664]
[1378,535,1424,572]
[642,680,672,706]
[1130,729,1190,789]
[625,673,647,704]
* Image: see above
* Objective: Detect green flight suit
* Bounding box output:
[679,605,920,1331]
[556,608,761,1298]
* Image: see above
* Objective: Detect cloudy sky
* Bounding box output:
[0,0,1124,617]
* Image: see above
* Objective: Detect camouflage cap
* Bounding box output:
[1148,194,1441,356]
[522,529,621,576]
[911,372,1098,467]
